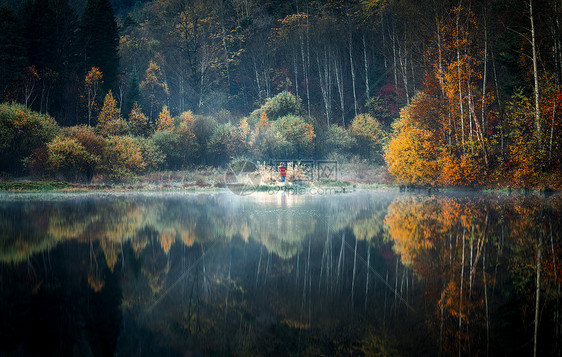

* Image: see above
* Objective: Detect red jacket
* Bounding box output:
[279,166,287,176]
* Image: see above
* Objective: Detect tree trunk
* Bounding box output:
[349,32,358,118]
[363,35,370,101]
[456,2,465,153]
[530,0,541,148]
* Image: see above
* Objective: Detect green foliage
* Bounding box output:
[137,136,165,171]
[150,130,180,169]
[0,6,25,99]
[252,124,291,159]
[272,115,315,157]
[193,115,218,164]
[0,102,59,174]
[250,91,303,122]
[207,123,245,165]
[504,89,544,187]
[325,125,356,158]
[350,114,386,163]
[124,69,142,116]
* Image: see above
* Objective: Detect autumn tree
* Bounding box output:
[128,102,149,137]
[140,59,168,121]
[176,111,199,165]
[156,106,174,132]
[97,90,127,136]
[85,67,103,126]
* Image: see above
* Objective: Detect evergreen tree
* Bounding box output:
[124,68,141,116]
[80,0,120,92]
[21,0,57,73]
[0,6,26,101]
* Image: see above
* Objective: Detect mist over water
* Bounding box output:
[0,191,561,356]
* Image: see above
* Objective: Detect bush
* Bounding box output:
[102,136,146,179]
[193,115,217,164]
[150,130,179,169]
[273,114,315,157]
[47,136,100,181]
[137,136,165,171]
[252,126,291,159]
[67,125,105,158]
[207,123,244,165]
[250,91,302,122]
[325,125,356,158]
[350,113,386,163]
[176,111,200,166]
[0,102,59,174]
[385,109,439,186]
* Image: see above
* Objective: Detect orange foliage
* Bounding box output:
[156,106,174,132]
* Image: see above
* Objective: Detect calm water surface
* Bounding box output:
[0,190,561,356]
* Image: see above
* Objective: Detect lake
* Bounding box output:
[0,190,560,356]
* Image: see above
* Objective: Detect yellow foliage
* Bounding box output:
[156,106,174,132]
[386,120,439,185]
[103,136,147,179]
[97,90,127,136]
[257,111,270,135]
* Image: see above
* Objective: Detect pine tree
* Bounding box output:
[22,0,57,72]
[0,6,26,101]
[124,68,141,116]
[80,0,120,92]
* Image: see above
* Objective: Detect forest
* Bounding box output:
[1,0,562,188]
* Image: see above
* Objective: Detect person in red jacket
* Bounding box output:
[279,162,287,182]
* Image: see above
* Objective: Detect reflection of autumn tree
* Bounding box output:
[385,195,562,356]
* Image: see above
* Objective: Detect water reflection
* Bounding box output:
[0,191,560,356]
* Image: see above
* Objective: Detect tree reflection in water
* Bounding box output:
[0,191,560,356]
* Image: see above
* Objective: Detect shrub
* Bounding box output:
[385,113,439,186]
[150,130,179,169]
[325,125,356,158]
[193,115,217,164]
[47,136,100,181]
[137,136,165,171]
[102,136,146,179]
[250,91,302,122]
[176,111,200,166]
[273,114,315,157]
[0,102,59,174]
[350,113,386,163]
[67,125,105,158]
[207,123,244,165]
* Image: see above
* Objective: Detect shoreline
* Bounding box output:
[0,178,559,196]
